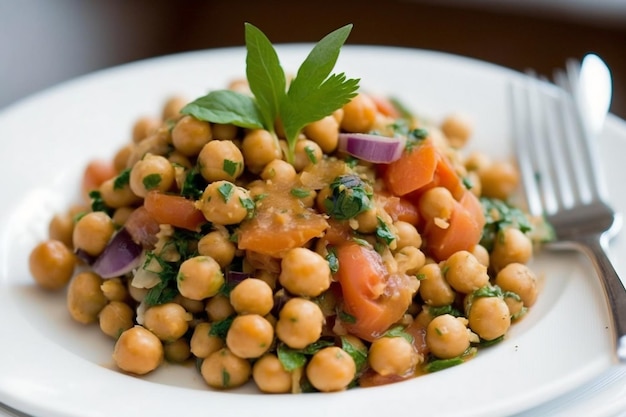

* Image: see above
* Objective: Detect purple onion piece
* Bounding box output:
[226,270,251,286]
[338,133,405,164]
[74,248,96,265]
[92,228,143,279]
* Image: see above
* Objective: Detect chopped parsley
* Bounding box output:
[217,182,234,203]
[325,247,339,274]
[290,187,311,198]
[142,173,162,190]
[480,197,532,251]
[375,217,395,245]
[305,146,318,164]
[223,159,240,177]
[323,174,373,220]
[180,165,207,199]
[113,168,131,190]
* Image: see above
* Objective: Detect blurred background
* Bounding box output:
[1,0,625,118]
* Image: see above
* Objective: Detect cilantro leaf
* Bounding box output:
[244,22,286,133]
[480,197,532,251]
[181,90,264,129]
[340,336,368,373]
[113,168,131,190]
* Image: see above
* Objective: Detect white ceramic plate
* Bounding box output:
[0,45,625,417]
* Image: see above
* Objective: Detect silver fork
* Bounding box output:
[509,62,626,362]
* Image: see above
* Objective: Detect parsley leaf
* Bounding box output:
[217,182,234,203]
[181,90,264,129]
[375,217,396,245]
[340,336,368,373]
[324,174,372,220]
[180,165,207,199]
[480,197,532,251]
[113,168,131,190]
[325,247,339,274]
[142,173,162,190]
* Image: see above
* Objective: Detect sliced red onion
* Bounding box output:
[92,228,144,279]
[338,133,406,164]
[226,270,251,286]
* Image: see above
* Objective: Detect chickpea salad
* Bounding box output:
[28,23,547,393]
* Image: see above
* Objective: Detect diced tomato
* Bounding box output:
[381,194,420,225]
[81,159,116,202]
[358,369,410,388]
[409,152,466,201]
[124,206,161,248]
[383,139,438,196]
[422,190,485,261]
[335,243,414,341]
[371,95,401,119]
[143,191,206,232]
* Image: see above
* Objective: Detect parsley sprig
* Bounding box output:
[182,23,359,164]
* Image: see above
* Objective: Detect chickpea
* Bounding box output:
[99,177,141,209]
[113,144,133,173]
[132,116,161,143]
[212,123,238,141]
[444,250,489,294]
[100,277,128,301]
[230,278,274,316]
[67,271,108,324]
[113,326,163,375]
[468,296,511,341]
[197,140,244,182]
[354,208,378,234]
[190,322,224,359]
[164,338,191,363]
[72,211,115,256]
[303,115,340,153]
[129,153,175,198]
[29,240,75,290]
[177,255,224,300]
[143,302,190,342]
[111,206,134,227]
[242,129,282,174]
[126,129,171,168]
[441,113,473,148]
[464,151,491,172]
[226,314,274,359]
[368,336,419,377]
[466,170,482,197]
[418,263,455,307]
[490,228,533,272]
[395,246,426,275]
[162,95,186,120]
[205,294,235,322]
[426,314,471,359]
[174,293,205,314]
[99,301,134,338]
[471,244,490,268]
[260,159,297,183]
[201,348,251,389]
[293,139,323,172]
[252,353,292,393]
[197,230,236,268]
[276,298,324,349]
[340,93,377,133]
[394,221,422,249]
[172,115,212,156]
[279,247,331,297]
[479,160,520,200]
[197,180,251,225]
[48,213,74,248]
[306,347,356,392]
[418,187,455,224]
[495,263,538,307]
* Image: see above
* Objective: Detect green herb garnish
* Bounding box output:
[181,23,359,165]
[217,182,234,203]
[375,216,396,245]
[223,159,240,177]
[340,336,368,373]
[324,174,373,220]
[480,197,532,251]
[142,173,162,190]
[180,165,207,199]
[290,188,311,198]
[113,168,131,190]
[325,247,339,274]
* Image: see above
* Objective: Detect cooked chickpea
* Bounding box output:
[418,263,456,306]
[177,255,224,300]
[418,187,455,224]
[226,314,274,359]
[252,353,292,393]
[394,221,422,249]
[479,160,520,200]
[464,151,491,172]
[205,294,235,322]
[242,129,282,174]
[197,140,244,182]
[99,178,141,209]
[230,278,274,316]
[368,336,419,376]
[143,302,190,342]
[99,301,134,338]
[468,296,511,341]
[306,347,356,392]
[212,123,238,141]
[67,271,108,324]
[444,250,489,293]
[471,244,490,268]
[260,159,297,183]
[276,298,324,349]
[201,348,251,389]
[293,139,323,172]
[340,93,377,133]
[100,277,128,301]
[48,213,74,248]
[354,207,378,234]
[197,180,251,225]
[112,206,134,227]
[72,211,115,256]
[490,228,533,273]
[29,240,76,290]
[395,246,426,275]
[279,247,331,297]
[426,314,471,359]
[197,230,236,268]
[132,116,161,143]
[304,115,340,153]
[164,338,191,363]
[161,95,186,120]
[495,263,538,307]
[172,115,212,156]
[190,322,224,359]
[129,153,175,198]
[113,144,133,172]
[441,113,473,148]
[113,326,163,375]
[174,293,205,314]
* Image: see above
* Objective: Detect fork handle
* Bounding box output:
[569,233,626,362]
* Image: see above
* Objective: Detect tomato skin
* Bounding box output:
[335,243,414,341]
[124,206,161,248]
[143,191,206,231]
[381,194,420,225]
[383,139,438,196]
[82,160,116,202]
